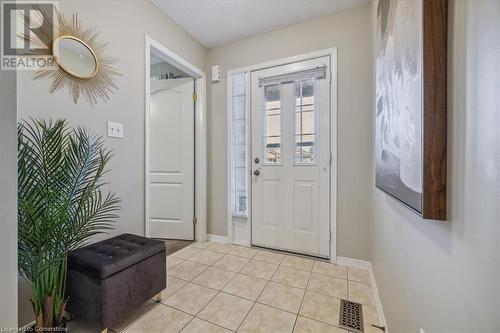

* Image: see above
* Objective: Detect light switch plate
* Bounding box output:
[107,121,123,138]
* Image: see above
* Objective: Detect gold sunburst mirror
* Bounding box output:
[52,35,99,79]
[23,9,121,106]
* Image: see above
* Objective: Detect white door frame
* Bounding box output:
[226,48,338,262]
[145,35,207,242]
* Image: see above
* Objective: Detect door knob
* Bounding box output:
[253,169,260,176]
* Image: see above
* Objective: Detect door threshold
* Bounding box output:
[251,244,329,261]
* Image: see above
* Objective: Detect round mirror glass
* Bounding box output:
[52,37,97,79]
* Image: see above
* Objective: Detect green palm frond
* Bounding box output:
[18,118,120,328]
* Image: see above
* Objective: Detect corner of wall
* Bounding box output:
[0,28,18,326]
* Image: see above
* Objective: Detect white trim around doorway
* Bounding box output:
[144,35,207,242]
[226,48,338,263]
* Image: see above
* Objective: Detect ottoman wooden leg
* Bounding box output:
[153,291,163,302]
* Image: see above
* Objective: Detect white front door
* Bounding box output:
[148,78,195,240]
[251,57,331,258]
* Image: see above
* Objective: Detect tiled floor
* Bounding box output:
[164,239,194,256]
[69,242,384,333]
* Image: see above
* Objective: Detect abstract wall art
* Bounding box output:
[375,0,448,220]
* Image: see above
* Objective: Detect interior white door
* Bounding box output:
[149,78,195,240]
[251,57,331,258]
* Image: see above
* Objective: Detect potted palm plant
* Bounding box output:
[18,119,120,331]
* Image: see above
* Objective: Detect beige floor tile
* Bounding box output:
[271,266,310,289]
[238,303,297,333]
[180,318,232,333]
[307,273,347,299]
[162,276,188,298]
[312,261,347,279]
[348,267,371,284]
[111,300,160,332]
[197,293,253,330]
[171,246,202,260]
[348,281,375,306]
[188,249,224,265]
[192,267,236,290]
[293,316,347,333]
[207,242,235,254]
[164,283,218,315]
[123,304,192,333]
[229,245,259,258]
[299,292,340,326]
[190,241,213,250]
[240,259,278,280]
[213,254,250,272]
[362,305,383,333]
[222,274,267,301]
[281,255,315,271]
[253,250,285,265]
[168,261,209,281]
[166,256,184,271]
[257,281,304,313]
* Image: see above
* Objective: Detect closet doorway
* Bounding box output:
[145,36,207,241]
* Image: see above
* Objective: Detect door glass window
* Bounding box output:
[295,79,316,164]
[262,84,281,164]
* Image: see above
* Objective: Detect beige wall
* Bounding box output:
[206,4,373,259]
[17,0,205,237]
[16,0,206,325]
[370,0,500,331]
[0,0,18,324]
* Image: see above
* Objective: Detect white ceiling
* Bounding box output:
[152,0,369,48]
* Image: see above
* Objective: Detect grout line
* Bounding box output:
[164,260,240,333]
[292,264,313,332]
[165,247,374,332]
[234,251,287,332]
[122,249,352,333]
[296,312,347,330]
[186,249,255,331]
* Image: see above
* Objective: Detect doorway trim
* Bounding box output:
[226,48,338,263]
[145,35,207,242]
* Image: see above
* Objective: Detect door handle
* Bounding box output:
[253,169,260,176]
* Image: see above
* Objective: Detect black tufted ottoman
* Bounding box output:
[67,233,166,333]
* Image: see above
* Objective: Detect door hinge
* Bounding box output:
[193,93,197,101]
[329,152,333,165]
[193,216,197,225]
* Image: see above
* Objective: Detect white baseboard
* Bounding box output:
[232,240,251,247]
[336,256,387,332]
[207,234,228,244]
[368,264,387,332]
[336,256,372,269]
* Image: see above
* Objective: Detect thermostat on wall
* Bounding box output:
[211,65,221,83]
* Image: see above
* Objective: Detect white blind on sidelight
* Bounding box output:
[231,72,248,217]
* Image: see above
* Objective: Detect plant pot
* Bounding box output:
[26,319,67,332]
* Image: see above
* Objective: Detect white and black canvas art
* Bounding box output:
[375,0,423,212]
